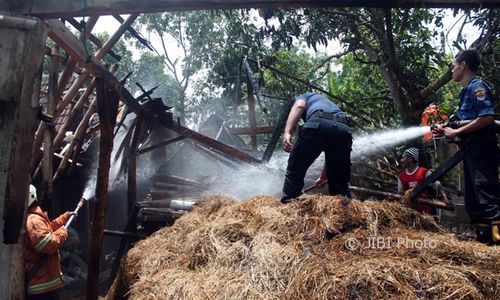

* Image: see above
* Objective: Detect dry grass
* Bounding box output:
[115,195,499,300]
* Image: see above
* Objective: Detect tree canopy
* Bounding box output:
[114,8,499,129]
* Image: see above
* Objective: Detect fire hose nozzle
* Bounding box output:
[430,123,441,131]
[64,198,87,229]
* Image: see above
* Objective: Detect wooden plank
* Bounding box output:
[9,0,500,18]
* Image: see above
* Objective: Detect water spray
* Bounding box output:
[351,126,430,159]
[64,198,87,228]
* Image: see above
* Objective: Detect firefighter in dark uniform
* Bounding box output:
[281,92,352,203]
[433,49,500,245]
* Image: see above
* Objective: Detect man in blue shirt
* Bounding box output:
[281,92,352,203]
[433,49,500,245]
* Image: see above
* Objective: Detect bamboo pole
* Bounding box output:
[52,95,97,181]
[87,78,119,300]
[31,18,97,174]
[54,64,118,150]
[32,15,137,174]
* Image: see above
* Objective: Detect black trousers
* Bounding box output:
[282,118,352,200]
[27,290,59,300]
[461,132,500,224]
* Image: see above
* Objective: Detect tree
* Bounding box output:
[259,8,451,125]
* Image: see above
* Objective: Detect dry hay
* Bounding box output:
[121,195,500,300]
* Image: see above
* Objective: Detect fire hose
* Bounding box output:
[430,117,500,131]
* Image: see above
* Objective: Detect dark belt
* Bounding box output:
[308,110,349,124]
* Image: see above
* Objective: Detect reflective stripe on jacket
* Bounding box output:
[24,207,70,295]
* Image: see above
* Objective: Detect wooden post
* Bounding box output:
[247,92,258,151]
[0,16,47,299]
[127,117,145,216]
[42,46,61,214]
[87,78,119,300]
[261,98,294,162]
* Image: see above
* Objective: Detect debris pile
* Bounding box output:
[110,196,499,299]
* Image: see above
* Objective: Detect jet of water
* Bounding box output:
[351,126,430,159]
[82,179,96,200]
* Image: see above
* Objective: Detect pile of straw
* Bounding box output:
[117,196,499,299]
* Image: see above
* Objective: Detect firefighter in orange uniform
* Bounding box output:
[24,184,75,299]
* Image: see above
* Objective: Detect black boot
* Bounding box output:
[474,224,492,245]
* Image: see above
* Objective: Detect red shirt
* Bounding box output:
[398,166,433,214]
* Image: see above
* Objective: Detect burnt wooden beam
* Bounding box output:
[32,16,134,172]
[191,142,239,169]
[228,126,275,135]
[409,150,463,202]
[41,46,60,214]
[351,173,394,187]
[153,174,207,188]
[63,17,122,61]
[138,135,186,155]
[247,92,258,150]
[103,229,144,239]
[349,186,455,211]
[153,182,205,191]
[168,122,260,163]
[87,78,119,300]
[8,1,500,18]
[112,14,153,51]
[128,117,146,216]
[261,98,294,162]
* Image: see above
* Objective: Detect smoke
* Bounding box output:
[82,114,143,200]
[204,163,284,199]
[202,126,430,199]
[81,123,430,201]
